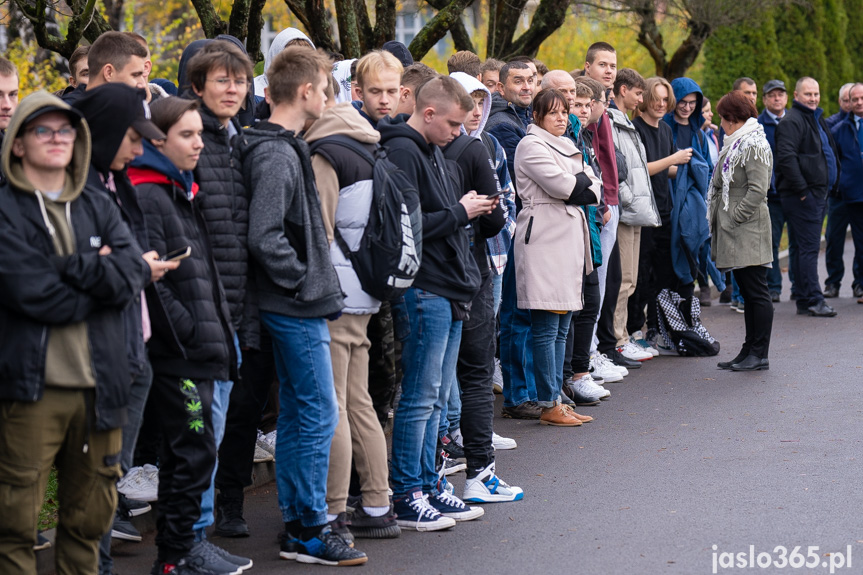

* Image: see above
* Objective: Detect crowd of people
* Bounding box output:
[0,25,857,575]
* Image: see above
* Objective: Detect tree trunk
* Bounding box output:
[664,20,711,79]
[281,0,338,51]
[372,0,398,48]
[427,0,475,53]
[505,0,570,58]
[487,0,530,58]
[335,0,363,57]
[228,0,251,41]
[408,0,476,60]
[246,0,267,63]
[190,0,228,37]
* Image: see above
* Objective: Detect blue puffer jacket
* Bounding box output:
[831,114,863,204]
[671,148,724,290]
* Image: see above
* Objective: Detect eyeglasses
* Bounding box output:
[25,126,77,143]
[207,78,249,89]
[678,99,698,109]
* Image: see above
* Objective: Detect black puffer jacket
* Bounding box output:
[130,143,236,382]
[193,105,250,343]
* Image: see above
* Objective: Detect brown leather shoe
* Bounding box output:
[570,411,594,423]
[539,405,583,427]
[501,401,542,419]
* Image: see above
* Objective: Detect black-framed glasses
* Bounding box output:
[25,126,77,143]
[206,78,249,89]
[678,99,698,109]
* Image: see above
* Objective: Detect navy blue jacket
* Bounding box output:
[830,113,863,204]
[485,93,530,189]
[757,108,783,198]
[775,100,840,198]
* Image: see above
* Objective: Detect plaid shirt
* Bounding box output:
[484,133,516,275]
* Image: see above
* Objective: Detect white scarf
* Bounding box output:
[712,117,772,212]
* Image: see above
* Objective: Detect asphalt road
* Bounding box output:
[110,249,863,575]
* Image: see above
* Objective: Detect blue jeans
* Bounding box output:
[731,275,744,304]
[530,310,572,407]
[262,312,338,527]
[441,379,461,438]
[824,194,862,289]
[500,247,536,407]
[492,272,503,316]
[391,288,462,495]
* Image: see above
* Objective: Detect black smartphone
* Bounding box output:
[160,246,191,262]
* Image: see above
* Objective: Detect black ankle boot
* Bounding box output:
[214,491,249,538]
[718,350,748,370]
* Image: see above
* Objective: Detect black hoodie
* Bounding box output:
[378,116,481,303]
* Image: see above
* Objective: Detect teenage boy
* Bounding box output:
[395,63,439,117]
[242,45,367,565]
[445,71,523,502]
[305,81,400,542]
[608,68,660,360]
[0,93,149,575]
[63,31,149,105]
[0,57,18,151]
[486,59,541,420]
[378,76,492,530]
[183,39,257,544]
[67,46,90,88]
[630,77,693,343]
[480,58,504,95]
[353,50,403,127]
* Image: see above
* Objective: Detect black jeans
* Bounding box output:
[596,239,621,354]
[367,302,399,426]
[732,266,774,359]
[781,192,826,310]
[151,373,216,563]
[457,275,496,472]
[215,327,275,495]
[564,269,598,378]
[646,226,694,329]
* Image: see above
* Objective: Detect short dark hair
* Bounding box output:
[532,89,570,124]
[585,42,616,64]
[0,56,17,79]
[67,46,90,79]
[123,31,149,52]
[499,60,531,85]
[574,76,604,101]
[88,31,148,77]
[733,77,756,91]
[186,40,254,94]
[534,59,549,77]
[415,75,473,113]
[447,50,481,77]
[716,90,758,123]
[614,68,646,96]
[401,62,438,91]
[266,46,330,105]
[149,96,200,138]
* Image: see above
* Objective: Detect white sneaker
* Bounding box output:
[491,432,517,450]
[618,341,653,362]
[580,374,611,400]
[253,443,273,463]
[569,374,610,402]
[589,352,624,382]
[492,358,504,394]
[463,463,524,503]
[450,428,464,448]
[117,466,158,502]
[630,330,659,357]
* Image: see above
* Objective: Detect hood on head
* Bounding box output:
[129,139,197,197]
[73,83,150,176]
[450,72,491,138]
[177,39,212,96]
[1,91,91,200]
[304,102,381,145]
[253,28,315,95]
[666,77,705,130]
[332,59,356,105]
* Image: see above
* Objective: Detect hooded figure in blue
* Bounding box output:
[663,77,712,165]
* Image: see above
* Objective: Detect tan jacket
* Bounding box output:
[514,124,600,310]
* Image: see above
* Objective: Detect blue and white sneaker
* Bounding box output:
[463,462,524,503]
[428,488,485,521]
[295,527,368,566]
[393,489,456,532]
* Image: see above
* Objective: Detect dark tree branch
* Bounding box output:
[408,0,476,60]
[335,0,363,57]
[281,0,337,51]
[14,0,102,58]
[372,0,397,48]
[190,0,227,37]
[505,0,570,58]
[228,0,251,40]
[487,0,530,58]
[427,0,475,52]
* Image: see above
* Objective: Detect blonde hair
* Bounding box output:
[639,76,675,114]
[355,50,404,88]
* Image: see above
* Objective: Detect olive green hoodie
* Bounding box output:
[0,91,95,388]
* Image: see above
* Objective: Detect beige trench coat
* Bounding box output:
[514,124,601,310]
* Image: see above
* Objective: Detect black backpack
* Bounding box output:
[309,135,422,301]
[656,289,720,356]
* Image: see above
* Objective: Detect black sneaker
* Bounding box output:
[33,532,51,551]
[348,506,401,539]
[441,452,466,476]
[119,492,151,517]
[610,349,642,369]
[327,511,354,547]
[150,555,219,575]
[214,493,250,538]
[279,532,301,561]
[854,285,863,298]
[824,284,840,298]
[197,540,252,572]
[111,513,143,542]
[440,433,465,461]
[296,527,368,566]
